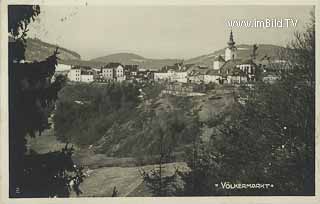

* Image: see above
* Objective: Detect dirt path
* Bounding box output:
[71,162,188,197]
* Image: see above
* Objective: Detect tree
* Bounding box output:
[139,110,185,196]
[9,5,84,197]
[181,10,315,196]
[251,44,258,60]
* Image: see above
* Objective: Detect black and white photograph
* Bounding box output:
[1,0,318,202]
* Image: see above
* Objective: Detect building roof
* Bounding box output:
[103,62,123,69]
[206,69,221,76]
[197,64,209,69]
[188,67,208,76]
[163,62,184,71]
[219,59,242,76]
[214,55,225,62]
[124,64,139,71]
[182,63,195,70]
[186,64,209,75]
[81,70,94,75]
[240,58,256,65]
[71,65,91,70]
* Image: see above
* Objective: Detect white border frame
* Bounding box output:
[1,0,319,204]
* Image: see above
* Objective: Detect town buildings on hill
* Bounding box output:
[67,66,94,83]
[101,62,125,82]
[58,31,281,85]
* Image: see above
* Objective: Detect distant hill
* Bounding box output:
[91,53,145,63]
[90,53,182,70]
[59,59,107,68]
[25,38,81,62]
[185,44,286,68]
[25,38,286,70]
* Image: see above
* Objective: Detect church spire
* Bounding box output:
[227,30,235,48]
[225,30,237,61]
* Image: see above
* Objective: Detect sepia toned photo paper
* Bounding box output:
[0,0,319,204]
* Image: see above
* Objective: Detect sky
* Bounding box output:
[27,5,314,60]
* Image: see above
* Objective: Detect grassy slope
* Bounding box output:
[71,162,188,197]
[28,84,235,197]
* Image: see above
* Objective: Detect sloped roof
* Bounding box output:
[187,65,209,76]
[231,68,247,76]
[206,69,221,76]
[183,63,195,70]
[103,62,123,68]
[214,55,225,62]
[71,65,91,70]
[124,64,139,71]
[241,58,256,65]
[219,59,242,76]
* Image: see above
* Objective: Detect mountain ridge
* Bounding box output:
[25,38,286,69]
[25,38,81,61]
[185,44,286,67]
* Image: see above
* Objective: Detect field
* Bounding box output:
[27,129,188,197]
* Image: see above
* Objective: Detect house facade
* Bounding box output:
[67,66,94,83]
[154,69,188,83]
[102,68,114,80]
[80,69,94,83]
[115,65,125,82]
[68,67,81,82]
[101,63,125,82]
[204,70,221,84]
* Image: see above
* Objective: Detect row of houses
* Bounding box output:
[57,56,280,85]
[56,31,282,85]
[153,31,282,85]
[67,66,95,83]
[56,62,153,83]
[153,58,258,85]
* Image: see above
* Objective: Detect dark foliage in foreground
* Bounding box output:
[179,11,315,196]
[9,5,84,197]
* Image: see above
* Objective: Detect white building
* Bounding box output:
[56,63,72,72]
[67,66,94,83]
[171,71,188,83]
[227,75,248,84]
[154,70,188,83]
[154,72,171,81]
[101,63,125,82]
[80,73,94,83]
[204,70,221,84]
[236,59,257,82]
[68,67,81,82]
[115,65,125,82]
[102,68,114,80]
[188,74,204,84]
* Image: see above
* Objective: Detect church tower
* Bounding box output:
[225,30,237,61]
